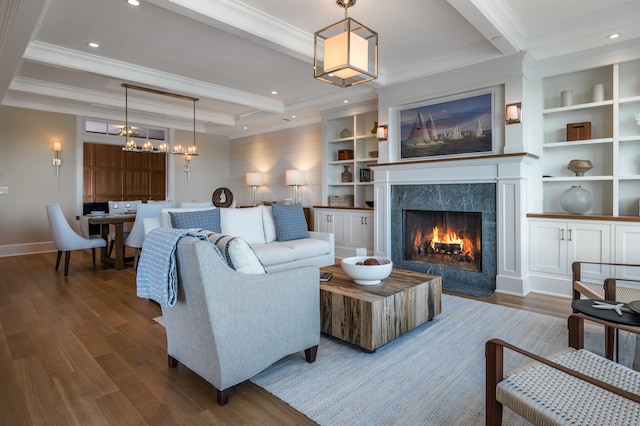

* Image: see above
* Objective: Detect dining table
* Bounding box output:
[85,213,136,270]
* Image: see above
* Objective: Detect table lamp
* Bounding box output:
[285,170,305,204]
[246,172,264,206]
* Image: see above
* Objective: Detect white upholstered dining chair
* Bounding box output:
[124,201,173,269]
[46,204,107,276]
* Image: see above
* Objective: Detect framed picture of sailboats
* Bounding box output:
[397,88,495,160]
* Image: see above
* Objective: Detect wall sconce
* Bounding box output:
[184,154,192,180]
[285,170,305,205]
[506,103,521,124]
[376,125,388,141]
[246,172,264,206]
[52,142,62,176]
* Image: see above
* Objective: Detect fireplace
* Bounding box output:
[372,153,535,296]
[389,183,496,297]
[404,210,482,273]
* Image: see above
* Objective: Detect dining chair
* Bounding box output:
[46,204,107,276]
[106,200,141,255]
[124,201,173,269]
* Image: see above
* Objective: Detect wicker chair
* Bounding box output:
[572,261,640,359]
[486,314,640,426]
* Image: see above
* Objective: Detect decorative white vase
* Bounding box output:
[592,84,605,102]
[560,186,592,215]
[561,90,573,107]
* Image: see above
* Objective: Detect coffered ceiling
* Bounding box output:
[1,0,638,138]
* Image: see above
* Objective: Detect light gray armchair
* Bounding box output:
[162,236,320,405]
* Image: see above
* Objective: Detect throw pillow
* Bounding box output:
[170,209,221,233]
[220,206,266,244]
[261,205,277,243]
[197,230,266,274]
[271,203,309,242]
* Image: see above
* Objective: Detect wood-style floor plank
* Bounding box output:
[0,250,572,425]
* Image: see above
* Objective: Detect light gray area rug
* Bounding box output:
[250,294,637,425]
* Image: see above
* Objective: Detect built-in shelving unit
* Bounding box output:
[321,103,378,208]
[541,59,640,216]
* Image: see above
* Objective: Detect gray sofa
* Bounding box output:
[161,235,320,405]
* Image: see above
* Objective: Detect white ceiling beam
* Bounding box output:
[9,77,237,126]
[0,0,50,99]
[147,0,314,63]
[23,41,285,114]
[446,0,523,56]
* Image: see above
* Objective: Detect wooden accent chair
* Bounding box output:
[572,261,640,359]
[486,314,640,425]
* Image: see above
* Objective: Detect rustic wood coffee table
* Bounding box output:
[320,265,442,352]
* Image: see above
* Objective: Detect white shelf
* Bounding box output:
[541,59,640,216]
[321,102,378,208]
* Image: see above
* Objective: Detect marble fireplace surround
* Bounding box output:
[372,153,537,296]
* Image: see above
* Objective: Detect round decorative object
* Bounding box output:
[341,256,393,285]
[212,187,233,207]
[567,159,593,176]
[340,128,352,138]
[560,186,592,215]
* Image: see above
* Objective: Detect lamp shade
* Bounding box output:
[506,105,519,120]
[246,172,264,186]
[285,170,305,186]
[52,142,62,152]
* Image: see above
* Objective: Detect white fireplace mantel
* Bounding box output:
[371,153,538,296]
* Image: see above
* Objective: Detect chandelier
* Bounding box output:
[314,0,378,88]
[121,83,198,156]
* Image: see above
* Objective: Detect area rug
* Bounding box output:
[249,294,637,425]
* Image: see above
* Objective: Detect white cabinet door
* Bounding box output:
[530,220,611,278]
[314,209,346,247]
[615,224,640,280]
[347,211,373,250]
[530,220,567,275]
[568,222,611,280]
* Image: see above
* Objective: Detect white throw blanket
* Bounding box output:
[136,228,209,307]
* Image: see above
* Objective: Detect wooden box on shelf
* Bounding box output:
[566,122,592,141]
[338,149,354,160]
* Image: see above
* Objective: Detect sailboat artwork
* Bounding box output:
[400,92,493,159]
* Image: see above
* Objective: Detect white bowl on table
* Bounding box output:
[341,256,393,285]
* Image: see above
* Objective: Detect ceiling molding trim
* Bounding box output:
[23,41,285,114]
[9,76,236,126]
[152,0,314,62]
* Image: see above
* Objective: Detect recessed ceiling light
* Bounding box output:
[291,115,296,119]
[87,42,100,48]
[608,33,620,39]
[271,90,278,95]
[243,126,248,130]
[343,100,349,103]
[126,0,141,6]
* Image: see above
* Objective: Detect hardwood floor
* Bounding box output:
[0,251,573,425]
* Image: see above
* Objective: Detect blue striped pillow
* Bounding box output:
[195,229,266,275]
[271,203,309,242]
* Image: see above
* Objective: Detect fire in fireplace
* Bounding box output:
[403,210,482,272]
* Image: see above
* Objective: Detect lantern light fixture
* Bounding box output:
[314,0,378,88]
